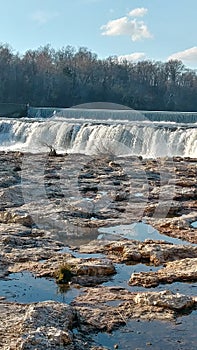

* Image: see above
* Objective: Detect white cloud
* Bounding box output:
[128,8,148,18]
[168,47,197,64]
[31,10,59,25]
[118,53,146,62]
[101,15,152,41]
[101,16,129,36]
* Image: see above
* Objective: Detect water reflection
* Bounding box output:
[0,271,81,304]
[98,222,194,245]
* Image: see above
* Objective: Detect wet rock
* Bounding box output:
[72,287,197,332]
[0,152,197,348]
[0,152,196,234]
[0,257,9,278]
[129,257,197,287]
[78,239,197,266]
[148,213,197,244]
[0,224,64,273]
[0,186,24,208]
[133,289,194,310]
[9,254,116,286]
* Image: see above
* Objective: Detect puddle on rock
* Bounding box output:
[102,262,197,296]
[0,271,81,304]
[59,246,105,259]
[93,313,197,350]
[52,226,99,247]
[98,222,194,245]
[103,262,159,290]
[0,261,196,350]
[191,221,197,228]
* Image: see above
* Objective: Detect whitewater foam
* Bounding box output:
[0,117,196,158]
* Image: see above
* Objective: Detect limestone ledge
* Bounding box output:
[0,153,196,349]
[8,254,116,286]
[0,289,196,349]
[129,257,197,287]
[72,287,197,332]
[78,239,197,265]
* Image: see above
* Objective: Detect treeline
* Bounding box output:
[0,43,197,111]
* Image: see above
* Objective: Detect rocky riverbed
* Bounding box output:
[0,151,196,349]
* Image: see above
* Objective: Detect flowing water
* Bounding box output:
[0,108,196,157]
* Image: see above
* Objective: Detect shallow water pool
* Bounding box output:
[98,221,193,245]
[191,221,197,228]
[0,271,81,304]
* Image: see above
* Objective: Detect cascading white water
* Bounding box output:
[0,117,196,158]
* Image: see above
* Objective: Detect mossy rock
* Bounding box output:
[55,264,73,284]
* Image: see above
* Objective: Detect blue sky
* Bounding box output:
[0,0,196,68]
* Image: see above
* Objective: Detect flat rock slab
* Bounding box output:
[0,153,197,349]
[0,153,196,239]
[9,254,116,286]
[72,287,197,332]
[78,239,197,265]
[0,301,75,350]
[129,257,197,287]
[147,212,197,244]
[0,300,108,350]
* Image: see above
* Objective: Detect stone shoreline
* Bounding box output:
[0,152,196,349]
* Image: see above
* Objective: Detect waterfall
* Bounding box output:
[0,118,196,158]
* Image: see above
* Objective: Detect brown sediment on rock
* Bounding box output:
[0,225,64,276]
[129,257,197,287]
[78,239,197,265]
[72,287,197,332]
[0,222,66,279]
